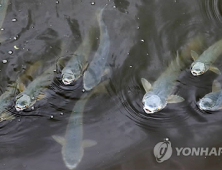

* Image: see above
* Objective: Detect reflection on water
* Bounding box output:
[1,0,222,169]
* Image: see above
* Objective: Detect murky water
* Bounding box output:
[1,0,222,169]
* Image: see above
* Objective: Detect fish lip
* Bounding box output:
[15,106,23,111]
[191,71,199,76]
[62,79,73,85]
[143,107,154,114]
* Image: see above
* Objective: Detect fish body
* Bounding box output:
[198,80,222,111]
[0,0,9,29]
[190,39,222,76]
[61,24,95,85]
[53,92,97,169]
[0,83,17,121]
[15,65,55,111]
[83,6,110,91]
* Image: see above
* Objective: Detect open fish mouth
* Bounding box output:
[62,79,73,85]
[15,106,24,111]
[143,107,155,114]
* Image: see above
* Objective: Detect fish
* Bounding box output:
[190,39,222,76]
[52,94,97,169]
[15,64,55,111]
[141,36,204,114]
[0,61,42,120]
[0,83,17,122]
[60,21,96,85]
[51,83,106,169]
[198,80,222,111]
[83,5,110,91]
[141,52,185,114]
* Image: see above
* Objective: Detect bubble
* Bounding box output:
[2,60,7,64]
[141,39,145,42]
[0,28,4,31]
[56,0,59,4]
[12,18,17,22]
[50,115,54,119]
[31,106,34,110]
[8,50,13,55]
[91,2,95,5]
[60,112,64,115]
[113,5,116,8]
[129,65,133,68]
[82,89,85,93]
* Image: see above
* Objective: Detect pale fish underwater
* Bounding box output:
[52,91,97,170]
[83,5,110,91]
[141,35,204,114]
[190,39,222,76]
[198,80,222,111]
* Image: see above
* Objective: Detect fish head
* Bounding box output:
[190,61,207,76]
[142,93,167,114]
[198,96,215,111]
[15,94,31,111]
[62,69,75,85]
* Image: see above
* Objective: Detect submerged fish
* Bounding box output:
[0,83,17,122]
[60,21,96,85]
[52,93,97,170]
[141,36,204,114]
[190,39,222,76]
[83,6,110,91]
[198,80,222,111]
[52,83,106,169]
[15,64,55,111]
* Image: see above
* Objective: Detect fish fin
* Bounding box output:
[167,95,184,103]
[191,50,199,61]
[36,93,46,100]
[141,78,152,92]
[52,135,65,145]
[82,139,97,148]
[212,80,221,92]
[82,62,89,72]
[209,65,221,75]
[17,82,26,92]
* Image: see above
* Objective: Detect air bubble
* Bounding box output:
[8,50,13,54]
[2,60,7,64]
[141,39,145,42]
[12,18,17,22]
[91,2,95,5]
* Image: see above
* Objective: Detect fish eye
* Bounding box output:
[142,101,144,105]
[156,108,160,111]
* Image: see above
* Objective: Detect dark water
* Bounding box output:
[1,0,222,170]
